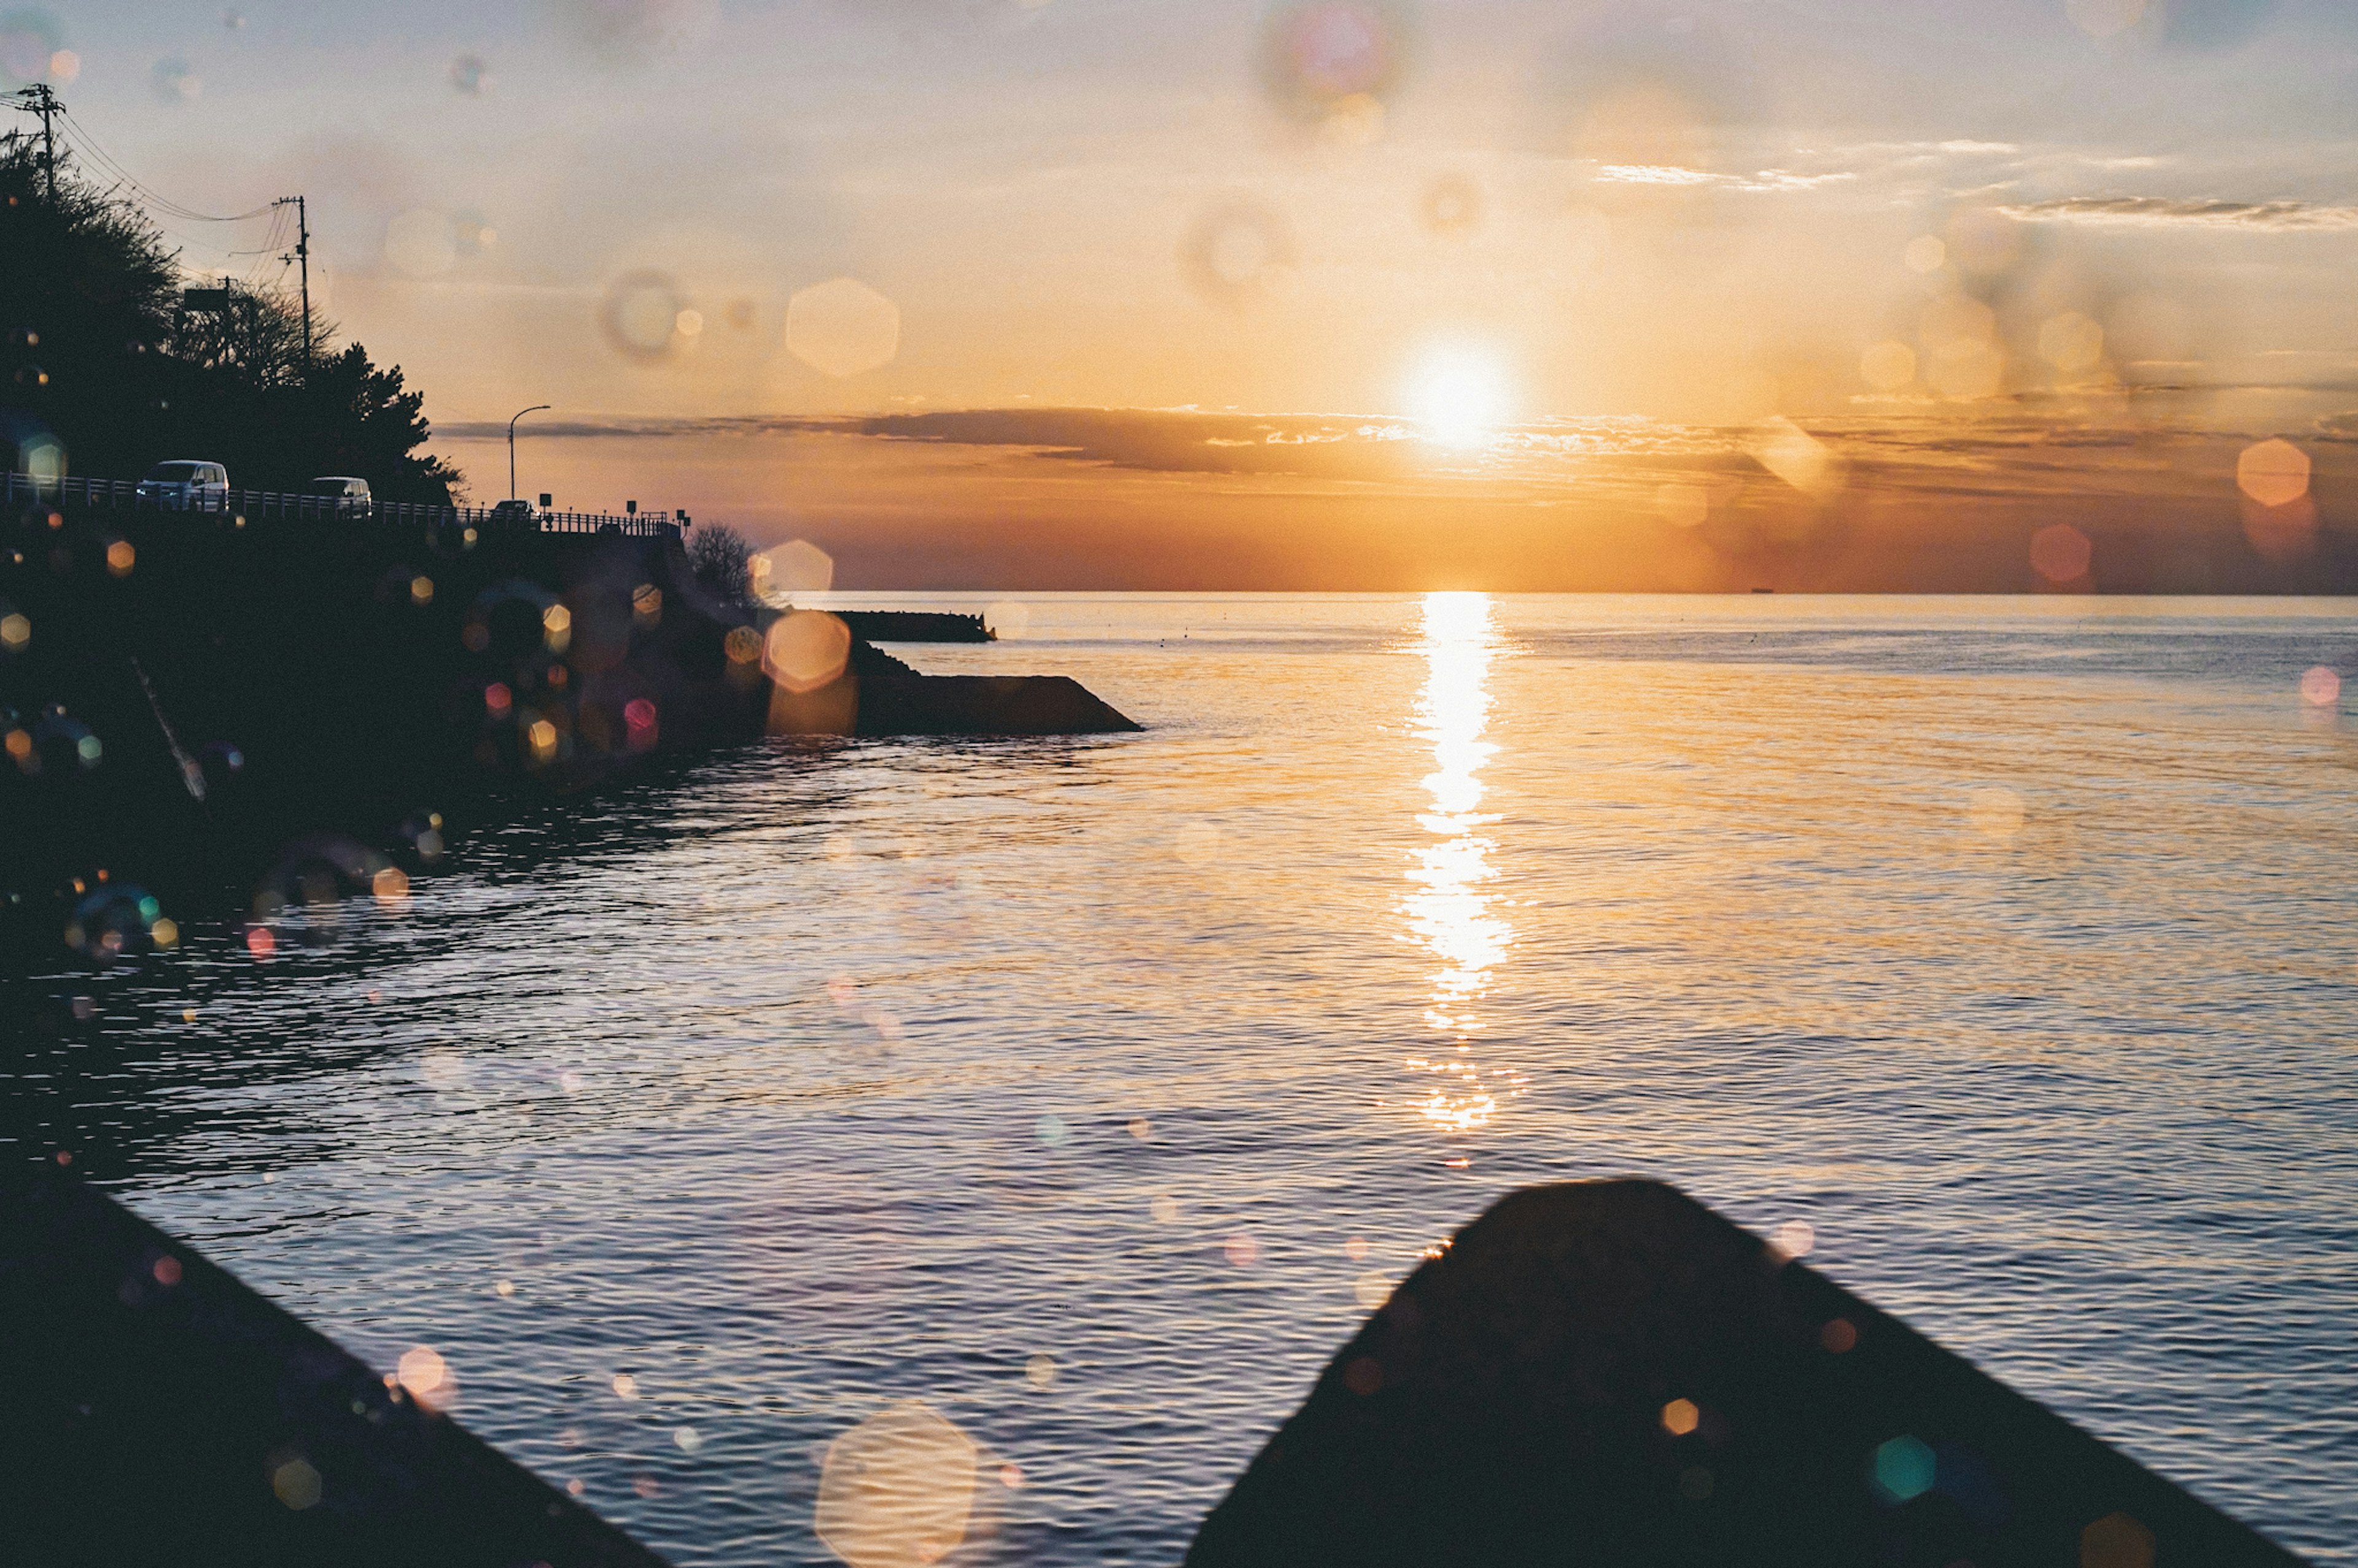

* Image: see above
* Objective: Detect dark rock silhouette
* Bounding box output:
[0,1162,666,1568]
[1190,1180,2302,1568]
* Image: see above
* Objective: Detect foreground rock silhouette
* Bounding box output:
[0,1171,2304,1566]
[1190,1180,2302,1568]
[0,1162,663,1568]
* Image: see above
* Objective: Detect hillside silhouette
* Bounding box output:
[0,137,461,503]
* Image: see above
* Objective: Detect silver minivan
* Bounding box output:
[307,476,373,516]
[136,460,229,512]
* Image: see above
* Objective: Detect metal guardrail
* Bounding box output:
[2,470,685,540]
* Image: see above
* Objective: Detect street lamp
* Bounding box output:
[508,405,551,501]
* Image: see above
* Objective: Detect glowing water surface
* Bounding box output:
[14,594,2356,1564]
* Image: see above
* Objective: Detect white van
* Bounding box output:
[136,460,229,512]
[307,476,373,516]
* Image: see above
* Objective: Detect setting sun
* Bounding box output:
[1407,346,1512,449]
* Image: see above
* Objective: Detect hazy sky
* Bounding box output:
[10,0,2358,587]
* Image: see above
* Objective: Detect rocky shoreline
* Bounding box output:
[0,497,1134,967]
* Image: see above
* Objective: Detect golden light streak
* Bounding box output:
[1401,591,1516,1135]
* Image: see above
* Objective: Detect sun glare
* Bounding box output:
[1408,346,1511,448]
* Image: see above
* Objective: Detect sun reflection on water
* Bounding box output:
[1403,591,1516,1135]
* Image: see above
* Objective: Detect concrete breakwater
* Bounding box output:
[1191,1181,2300,1567]
[0,1171,2300,1566]
[0,496,1134,964]
[831,609,993,643]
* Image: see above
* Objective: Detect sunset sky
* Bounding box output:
[11,0,2358,588]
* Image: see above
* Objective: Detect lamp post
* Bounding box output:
[507,405,551,501]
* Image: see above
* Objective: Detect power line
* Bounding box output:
[55,106,272,224]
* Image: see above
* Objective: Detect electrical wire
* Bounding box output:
[55,107,273,224]
[49,120,294,290]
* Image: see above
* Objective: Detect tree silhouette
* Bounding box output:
[687,522,757,606]
[0,136,462,503]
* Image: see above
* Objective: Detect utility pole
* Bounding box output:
[275,195,311,365]
[7,85,61,203]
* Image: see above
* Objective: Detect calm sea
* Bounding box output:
[14,594,2356,1564]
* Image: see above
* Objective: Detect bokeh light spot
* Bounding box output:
[1353,1272,1391,1310]
[1266,2,1404,125]
[1860,340,1917,390]
[2082,1511,2157,1568]
[1903,235,1947,274]
[756,539,835,597]
[785,278,901,379]
[397,1347,453,1410]
[1024,1354,1056,1390]
[1747,417,1843,499]
[815,1401,979,1568]
[151,56,200,103]
[2236,438,2311,509]
[270,1456,322,1511]
[601,270,687,363]
[2039,312,2106,373]
[1420,175,1482,237]
[1661,1398,1700,1436]
[2030,524,2093,585]
[1225,1233,1259,1267]
[1966,785,2027,839]
[1872,1435,1937,1503]
[1820,1317,1859,1353]
[762,610,853,694]
[1181,204,1297,310]
[2299,666,2341,707]
[1772,1219,1815,1258]
[1921,292,1996,357]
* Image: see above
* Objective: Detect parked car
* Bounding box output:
[135,460,228,512]
[306,476,372,516]
[486,499,536,527]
